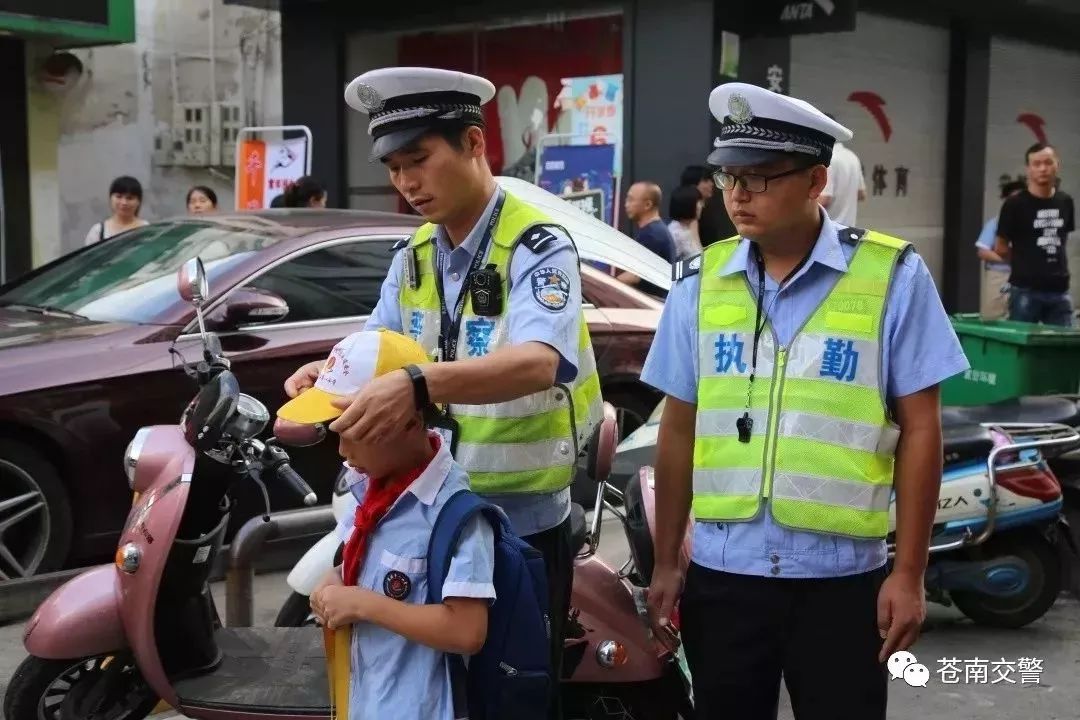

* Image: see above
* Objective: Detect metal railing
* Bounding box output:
[224,506,335,627]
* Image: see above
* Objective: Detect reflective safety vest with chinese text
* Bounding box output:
[398,191,604,495]
[693,230,909,538]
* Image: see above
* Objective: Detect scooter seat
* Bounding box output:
[570,502,588,553]
[942,396,1080,429]
[943,424,996,466]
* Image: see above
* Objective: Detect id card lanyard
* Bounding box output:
[431,190,506,363]
[737,242,813,443]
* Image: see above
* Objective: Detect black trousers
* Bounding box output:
[681,562,888,720]
[521,515,574,720]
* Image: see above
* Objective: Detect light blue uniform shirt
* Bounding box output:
[975,216,1011,273]
[336,435,496,720]
[366,188,584,537]
[640,209,970,579]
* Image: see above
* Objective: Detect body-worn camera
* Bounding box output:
[470,264,502,316]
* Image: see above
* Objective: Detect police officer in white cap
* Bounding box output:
[642,82,968,719]
[284,67,604,719]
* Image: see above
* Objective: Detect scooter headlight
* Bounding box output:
[124,427,152,489]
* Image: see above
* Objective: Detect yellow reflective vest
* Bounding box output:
[398,191,604,495]
[692,230,910,539]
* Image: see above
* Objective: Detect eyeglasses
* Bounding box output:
[713,165,811,193]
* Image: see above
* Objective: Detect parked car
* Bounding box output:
[0,180,670,577]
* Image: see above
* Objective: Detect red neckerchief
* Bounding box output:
[341,434,440,586]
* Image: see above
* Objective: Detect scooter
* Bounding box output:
[5,257,693,720]
[613,398,1080,629]
[276,408,695,720]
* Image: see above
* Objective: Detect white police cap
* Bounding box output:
[344,67,496,162]
[707,82,853,168]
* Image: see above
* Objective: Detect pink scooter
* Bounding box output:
[4,257,692,720]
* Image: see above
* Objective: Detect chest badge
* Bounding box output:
[383,570,412,600]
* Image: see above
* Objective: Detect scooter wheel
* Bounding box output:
[951,531,1062,629]
[274,591,318,627]
[4,653,158,720]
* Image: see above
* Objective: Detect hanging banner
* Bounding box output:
[557,74,624,174]
[234,126,313,209]
[538,144,618,227]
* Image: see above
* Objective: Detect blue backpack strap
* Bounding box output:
[426,489,505,604]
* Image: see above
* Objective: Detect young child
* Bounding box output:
[276,329,494,720]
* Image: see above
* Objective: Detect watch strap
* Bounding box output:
[403,364,430,410]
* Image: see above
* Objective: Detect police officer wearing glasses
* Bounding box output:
[643,83,969,719]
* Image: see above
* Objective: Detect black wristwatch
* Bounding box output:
[402,364,430,410]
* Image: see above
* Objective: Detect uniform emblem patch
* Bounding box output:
[531,267,570,311]
[383,570,412,600]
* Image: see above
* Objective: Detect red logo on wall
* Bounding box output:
[848,91,891,142]
[1017,113,1048,144]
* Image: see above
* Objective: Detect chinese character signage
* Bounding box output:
[235,135,310,209]
[538,144,618,227]
[558,74,623,174]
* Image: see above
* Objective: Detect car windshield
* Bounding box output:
[0,220,285,324]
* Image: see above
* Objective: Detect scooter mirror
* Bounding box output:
[273,418,327,447]
[178,257,209,307]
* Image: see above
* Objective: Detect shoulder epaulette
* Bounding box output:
[672,253,703,281]
[391,237,409,251]
[520,224,561,253]
[838,227,867,246]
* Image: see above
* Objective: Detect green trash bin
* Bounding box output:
[940,314,1080,406]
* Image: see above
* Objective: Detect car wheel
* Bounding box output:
[571,385,661,507]
[0,440,73,579]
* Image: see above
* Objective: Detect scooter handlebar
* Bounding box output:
[275,462,318,507]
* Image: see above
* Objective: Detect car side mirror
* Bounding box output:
[177,257,209,307]
[206,287,289,330]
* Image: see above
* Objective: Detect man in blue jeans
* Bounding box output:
[995,143,1075,326]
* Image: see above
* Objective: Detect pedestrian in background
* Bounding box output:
[186,185,218,215]
[995,143,1075,326]
[681,164,735,246]
[83,176,149,246]
[975,180,1024,320]
[667,184,703,260]
[283,175,328,208]
[620,181,674,298]
[820,117,866,226]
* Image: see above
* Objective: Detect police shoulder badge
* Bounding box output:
[728,92,754,125]
[383,570,412,600]
[355,82,385,113]
[530,267,571,312]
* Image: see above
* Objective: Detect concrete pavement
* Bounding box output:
[2,514,1080,719]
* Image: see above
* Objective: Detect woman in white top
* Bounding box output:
[666,184,704,260]
[84,176,150,246]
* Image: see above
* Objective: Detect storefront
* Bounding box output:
[282,0,1080,312]
[344,12,625,216]
[790,12,950,285]
[0,0,135,283]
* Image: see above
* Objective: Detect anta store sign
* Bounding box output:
[737,0,858,36]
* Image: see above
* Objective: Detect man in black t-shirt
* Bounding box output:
[995,143,1076,326]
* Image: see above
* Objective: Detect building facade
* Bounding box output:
[277,0,1080,312]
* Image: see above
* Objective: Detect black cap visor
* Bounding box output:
[707,146,807,169]
[369,126,432,163]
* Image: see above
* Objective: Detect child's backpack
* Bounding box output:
[427,489,552,720]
